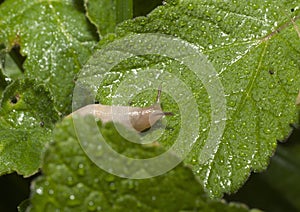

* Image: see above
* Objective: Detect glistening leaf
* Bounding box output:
[83,0,300,197]
[0,79,59,176]
[0,0,97,114]
[29,117,251,211]
[225,127,300,211]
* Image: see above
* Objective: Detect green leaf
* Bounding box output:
[84,0,117,37]
[226,128,300,211]
[29,117,251,211]
[0,79,59,176]
[80,0,300,197]
[0,0,97,114]
[84,0,133,37]
[2,53,24,80]
[0,45,8,96]
[115,0,133,24]
[0,44,24,83]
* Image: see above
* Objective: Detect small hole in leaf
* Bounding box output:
[268,70,274,75]
[73,77,78,82]
[10,94,20,104]
[291,8,295,12]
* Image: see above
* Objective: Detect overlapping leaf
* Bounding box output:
[84,0,118,37]
[29,117,251,211]
[0,0,97,115]
[0,0,99,176]
[0,79,59,176]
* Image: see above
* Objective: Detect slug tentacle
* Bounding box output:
[68,87,172,132]
[155,84,162,104]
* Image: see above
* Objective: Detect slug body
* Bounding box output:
[68,88,172,132]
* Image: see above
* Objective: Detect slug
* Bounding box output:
[68,87,173,132]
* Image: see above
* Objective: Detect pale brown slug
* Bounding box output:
[68,87,173,132]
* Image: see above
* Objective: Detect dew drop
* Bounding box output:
[239,152,246,157]
[263,128,271,134]
[268,83,275,89]
[77,163,85,176]
[67,176,75,186]
[187,3,194,10]
[191,158,198,164]
[36,187,43,195]
[125,180,135,190]
[94,178,99,184]
[48,189,54,195]
[228,101,236,107]
[87,201,96,211]
[109,182,117,191]
[287,78,294,85]
[67,194,80,207]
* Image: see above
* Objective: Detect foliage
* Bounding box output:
[0,0,299,211]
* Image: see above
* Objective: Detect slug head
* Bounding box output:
[129,85,173,132]
[130,103,173,132]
